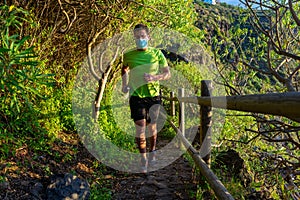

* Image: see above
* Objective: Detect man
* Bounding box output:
[122,24,171,173]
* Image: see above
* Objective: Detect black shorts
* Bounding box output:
[129,96,162,123]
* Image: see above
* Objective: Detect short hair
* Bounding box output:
[133,23,149,35]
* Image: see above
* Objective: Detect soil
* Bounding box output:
[0,132,202,200]
[111,139,201,200]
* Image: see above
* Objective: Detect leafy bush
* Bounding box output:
[0,5,54,158]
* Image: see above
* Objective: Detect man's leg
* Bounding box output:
[147,122,158,166]
[148,123,157,152]
[148,102,161,152]
[135,119,147,172]
[148,102,161,165]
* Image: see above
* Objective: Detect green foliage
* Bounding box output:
[122,0,205,42]
[172,62,204,93]
[98,107,137,152]
[0,5,55,158]
[90,182,112,200]
[37,85,75,137]
[195,2,279,95]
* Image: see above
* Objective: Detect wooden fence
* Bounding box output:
[162,80,300,200]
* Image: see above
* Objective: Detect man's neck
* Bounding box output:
[137,48,147,51]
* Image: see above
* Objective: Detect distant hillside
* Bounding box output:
[194,2,269,52]
[194,2,240,44]
[193,2,275,93]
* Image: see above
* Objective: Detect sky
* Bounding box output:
[219,0,243,6]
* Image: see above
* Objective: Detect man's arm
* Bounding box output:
[144,66,171,82]
[157,66,171,81]
[122,65,130,93]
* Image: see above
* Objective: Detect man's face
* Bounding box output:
[134,29,149,40]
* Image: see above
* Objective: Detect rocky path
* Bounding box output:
[0,133,203,200]
[111,138,199,200]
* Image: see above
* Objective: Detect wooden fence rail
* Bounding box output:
[168,119,235,200]
[165,92,300,122]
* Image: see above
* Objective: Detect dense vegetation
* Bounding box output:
[0,0,299,199]
[197,1,300,199]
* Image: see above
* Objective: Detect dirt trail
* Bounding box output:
[111,138,199,200]
[0,133,202,200]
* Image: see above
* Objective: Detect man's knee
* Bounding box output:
[148,123,157,135]
[135,137,146,153]
[135,119,146,126]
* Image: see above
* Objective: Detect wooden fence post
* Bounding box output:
[170,91,175,117]
[179,88,185,137]
[200,80,213,167]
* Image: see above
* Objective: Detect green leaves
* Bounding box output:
[0,4,55,158]
[0,5,30,32]
[0,34,51,108]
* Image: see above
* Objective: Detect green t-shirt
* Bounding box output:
[123,47,168,98]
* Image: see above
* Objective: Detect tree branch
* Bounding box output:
[57,0,77,33]
[289,0,300,26]
[289,64,300,82]
[129,0,169,16]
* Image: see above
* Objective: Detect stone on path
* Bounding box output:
[46,173,90,200]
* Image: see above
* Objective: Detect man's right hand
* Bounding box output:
[122,85,130,93]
